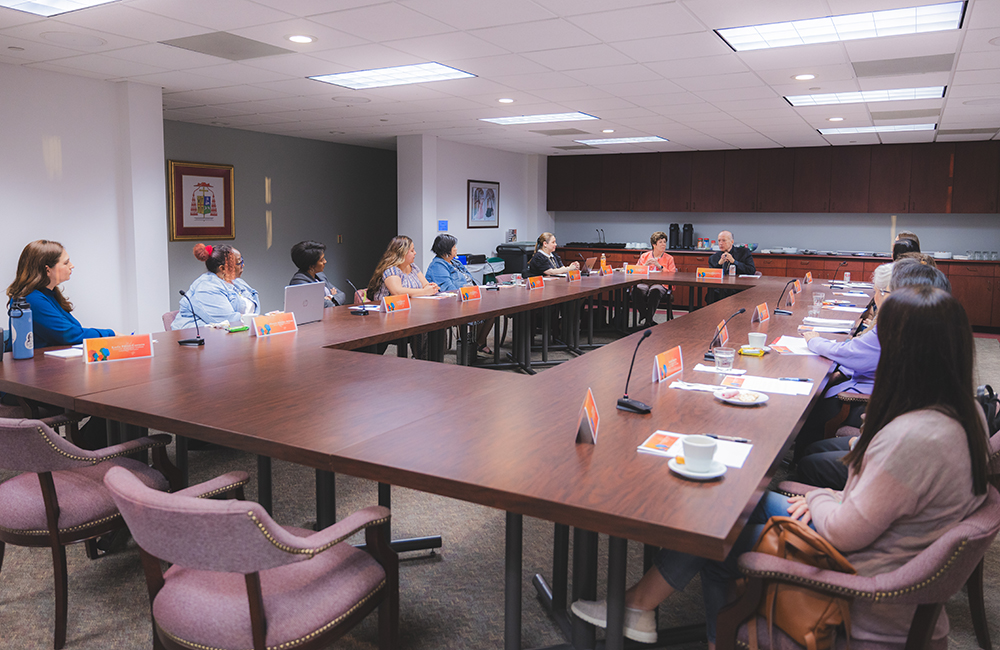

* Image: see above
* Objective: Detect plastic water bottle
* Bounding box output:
[600,252,607,271]
[729,263,736,277]
[843,272,851,283]
[8,298,34,360]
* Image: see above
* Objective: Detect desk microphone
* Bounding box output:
[346,279,376,316]
[704,308,746,361]
[618,330,652,414]
[177,290,205,346]
[773,279,796,316]
[834,261,848,280]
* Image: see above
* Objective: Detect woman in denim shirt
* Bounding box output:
[173,243,259,330]
[425,234,494,355]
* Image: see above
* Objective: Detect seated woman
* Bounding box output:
[289,240,347,307]
[172,244,259,330]
[632,231,677,327]
[527,232,579,277]
[6,240,115,349]
[425,234,493,354]
[5,239,115,448]
[366,235,439,302]
[572,285,990,646]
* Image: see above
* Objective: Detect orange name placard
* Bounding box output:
[752,302,770,323]
[83,334,153,364]
[599,266,613,277]
[652,345,683,383]
[626,265,648,276]
[459,285,481,301]
[715,320,729,347]
[786,290,797,307]
[567,269,581,282]
[381,294,411,313]
[252,312,298,337]
[792,279,802,293]
[576,387,600,444]
[527,275,544,290]
[804,272,813,284]
[696,267,724,280]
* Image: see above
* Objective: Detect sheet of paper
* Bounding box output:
[669,381,720,392]
[770,335,817,355]
[414,292,456,300]
[803,317,855,327]
[834,291,869,297]
[721,375,812,396]
[826,306,867,313]
[637,431,752,468]
[44,347,83,359]
[693,363,746,375]
[798,325,852,334]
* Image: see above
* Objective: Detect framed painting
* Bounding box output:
[467,180,499,229]
[168,160,235,241]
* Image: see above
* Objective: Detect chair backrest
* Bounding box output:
[104,466,317,574]
[0,417,106,473]
[870,486,1000,606]
[977,384,1000,435]
[162,310,180,331]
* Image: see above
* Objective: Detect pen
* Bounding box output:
[779,377,810,382]
[706,433,751,444]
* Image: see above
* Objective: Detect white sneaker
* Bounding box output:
[570,599,658,644]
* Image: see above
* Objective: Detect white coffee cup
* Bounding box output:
[748,332,767,349]
[682,435,717,473]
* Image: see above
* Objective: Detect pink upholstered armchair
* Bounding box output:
[717,485,1000,650]
[0,416,179,649]
[104,466,399,650]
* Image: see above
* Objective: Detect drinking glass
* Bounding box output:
[713,347,735,372]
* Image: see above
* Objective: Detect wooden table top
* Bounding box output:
[4,273,862,560]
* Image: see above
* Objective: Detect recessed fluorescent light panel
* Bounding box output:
[480,112,598,125]
[574,136,669,145]
[0,0,117,16]
[819,123,936,135]
[717,2,965,51]
[310,62,474,90]
[787,86,945,106]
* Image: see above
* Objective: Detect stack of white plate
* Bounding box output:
[932,251,953,259]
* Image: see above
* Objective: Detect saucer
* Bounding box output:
[714,389,768,406]
[668,458,727,480]
[740,344,770,353]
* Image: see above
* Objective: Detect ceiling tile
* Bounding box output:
[0,7,42,29]
[694,85,778,102]
[965,0,1000,29]
[595,79,687,98]
[675,72,766,92]
[230,18,367,51]
[188,62,290,85]
[0,33,86,62]
[310,4,456,42]
[857,72,951,89]
[563,63,661,86]
[50,5,205,42]
[842,31,962,62]
[128,0,295,31]
[566,4,705,41]
[470,19,600,53]
[532,0,665,16]
[957,49,1000,71]
[755,63,857,86]
[681,0,831,30]
[738,43,849,71]
[247,0,387,17]
[878,131,937,144]
[530,85,614,102]
[821,133,880,145]
[37,53,168,78]
[523,44,635,71]
[102,43,228,69]
[492,70,587,91]
[953,68,1000,85]
[609,32,731,63]
[385,31,507,62]
[310,43,424,69]
[400,0,556,30]
[447,53,549,77]
[646,54,749,79]
[1,21,145,52]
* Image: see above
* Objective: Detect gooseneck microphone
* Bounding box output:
[617,330,653,414]
[346,279,375,315]
[774,279,797,316]
[834,261,848,280]
[704,308,746,361]
[177,290,205,346]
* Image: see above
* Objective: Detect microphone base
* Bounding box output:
[774,309,793,315]
[617,397,651,414]
[178,337,205,346]
[704,351,715,361]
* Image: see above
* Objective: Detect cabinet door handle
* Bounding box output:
[692,201,696,210]
[685,201,690,210]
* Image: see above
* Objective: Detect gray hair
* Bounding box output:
[872,263,893,292]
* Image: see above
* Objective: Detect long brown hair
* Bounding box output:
[843,286,989,494]
[367,236,413,300]
[6,240,73,311]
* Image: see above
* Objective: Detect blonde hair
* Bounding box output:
[535,232,555,253]
[367,235,413,300]
[7,240,73,311]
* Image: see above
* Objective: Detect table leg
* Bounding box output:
[316,469,336,529]
[175,435,189,487]
[506,512,522,650]
[605,536,627,650]
[458,324,470,366]
[542,308,550,362]
[427,329,446,363]
[257,456,273,515]
[531,523,572,639]
[353,483,442,554]
[571,528,598,649]
[588,297,594,347]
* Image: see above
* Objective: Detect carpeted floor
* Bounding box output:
[1,325,998,649]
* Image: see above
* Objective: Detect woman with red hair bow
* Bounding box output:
[172,243,259,330]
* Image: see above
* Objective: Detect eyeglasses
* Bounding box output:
[237,257,245,268]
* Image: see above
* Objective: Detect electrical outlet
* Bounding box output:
[337,234,343,244]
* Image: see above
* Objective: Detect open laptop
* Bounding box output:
[582,256,598,276]
[283,282,326,325]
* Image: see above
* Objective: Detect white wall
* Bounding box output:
[553,210,1000,255]
[0,62,168,335]
[398,136,553,270]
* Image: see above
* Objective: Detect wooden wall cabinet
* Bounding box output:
[908,143,954,214]
[690,151,724,212]
[629,153,661,211]
[953,141,1000,213]
[600,155,631,211]
[829,146,871,213]
[944,263,994,328]
[756,149,795,212]
[659,152,693,212]
[793,147,832,213]
[723,150,758,212]
[869,145,911,213]
[546,156,575,211]
[573,156,602,211]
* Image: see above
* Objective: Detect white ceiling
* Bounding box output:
[2,0,999,154]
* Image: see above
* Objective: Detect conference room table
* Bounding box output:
[0,271,863,650]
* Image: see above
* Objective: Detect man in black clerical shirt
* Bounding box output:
[706,230,755,303]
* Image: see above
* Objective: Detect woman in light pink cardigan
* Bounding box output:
[571,285,991,646]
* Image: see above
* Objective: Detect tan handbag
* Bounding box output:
[747,516,856,650]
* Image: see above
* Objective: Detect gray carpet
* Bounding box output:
[1,326,998,649]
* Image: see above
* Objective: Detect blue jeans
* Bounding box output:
[653,490,813,642]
